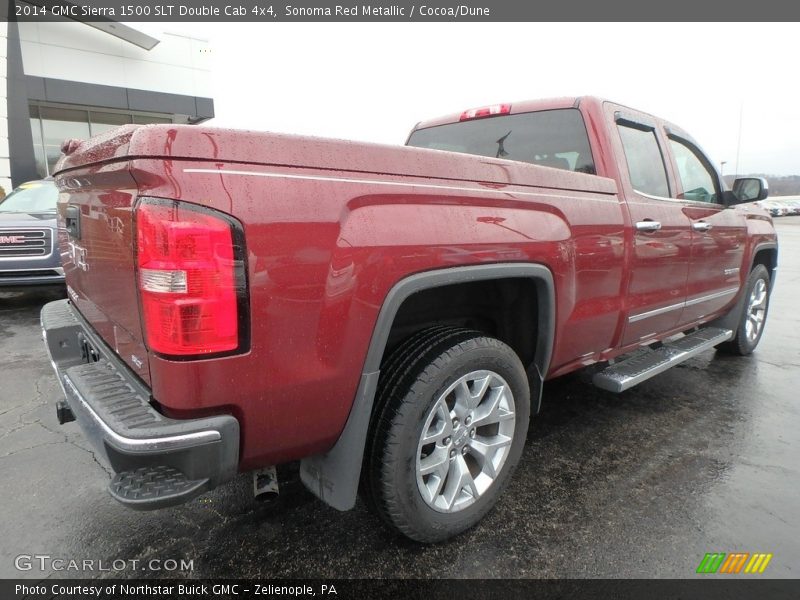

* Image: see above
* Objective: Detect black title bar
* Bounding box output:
[4,0,800,21]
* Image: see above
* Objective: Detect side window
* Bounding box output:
[669,138,719,204]
[617,124,670,198]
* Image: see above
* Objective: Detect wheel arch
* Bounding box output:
[300,263,556,511]
[752,243,778,291]
[711,242,777,334]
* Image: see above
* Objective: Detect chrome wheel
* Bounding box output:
[416,369,515,513]
[745,278,768,342]
[370,329,530,542]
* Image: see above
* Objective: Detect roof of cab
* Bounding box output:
[411,96,586,132]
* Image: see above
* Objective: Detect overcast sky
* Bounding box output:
[165,22,799,176]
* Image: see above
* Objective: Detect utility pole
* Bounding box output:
[734,103,743,176]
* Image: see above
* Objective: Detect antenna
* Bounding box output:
[734,102,743,176]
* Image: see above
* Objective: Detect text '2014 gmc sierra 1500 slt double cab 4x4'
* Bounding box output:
[41,96,776,542]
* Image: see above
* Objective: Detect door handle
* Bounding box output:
[692,221,713,232]
[635,220,662,232]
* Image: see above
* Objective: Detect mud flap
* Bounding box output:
[299,372,379,511]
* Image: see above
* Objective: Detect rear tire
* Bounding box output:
[360,326,472,511]
[366,327,530,543]
[717,264,771,356]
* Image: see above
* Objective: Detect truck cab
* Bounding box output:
[407,97,776,371]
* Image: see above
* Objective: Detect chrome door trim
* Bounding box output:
[628,300,685,323]
[629,287,739,323]
[683,287,739,307]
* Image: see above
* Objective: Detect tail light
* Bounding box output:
[135,198,248,357]
[459,103,512,121]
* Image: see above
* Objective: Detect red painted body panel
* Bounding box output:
[53,97,777,470]
[129,157,624,468]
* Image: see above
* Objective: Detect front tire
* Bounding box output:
[367,328,530,543]
[717,264,771,356]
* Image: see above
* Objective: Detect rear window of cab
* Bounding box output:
[407,108,596,175]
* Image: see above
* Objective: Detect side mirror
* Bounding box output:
[730,177,769,205]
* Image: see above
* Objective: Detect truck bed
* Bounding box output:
[54,123,620,469]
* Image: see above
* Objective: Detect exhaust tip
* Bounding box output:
[56,400,75,425]
[253,466,280,501]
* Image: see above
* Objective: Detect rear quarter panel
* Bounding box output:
[132,158,625,468]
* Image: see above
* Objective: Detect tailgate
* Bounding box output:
[55,127,151,385]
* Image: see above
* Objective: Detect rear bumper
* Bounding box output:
[41,299,239,510]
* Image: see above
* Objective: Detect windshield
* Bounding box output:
[0,181,58,213]
[407,108,596,174]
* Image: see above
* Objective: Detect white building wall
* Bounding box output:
[17,22,212,98]
[0,22,10,195]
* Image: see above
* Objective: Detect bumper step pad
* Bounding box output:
[110,465,209,510]
[42,299,240,511]
[593,327,733,393]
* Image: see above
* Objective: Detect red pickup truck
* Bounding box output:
[42,96,777,542]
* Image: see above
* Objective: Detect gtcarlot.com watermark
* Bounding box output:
[15,554,194,573]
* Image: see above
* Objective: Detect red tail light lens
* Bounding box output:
[135,198,247,357]
[459,103,512,121]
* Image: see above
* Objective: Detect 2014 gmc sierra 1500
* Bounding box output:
[41,96,777,542]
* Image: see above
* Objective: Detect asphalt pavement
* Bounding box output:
[1,218,798,580]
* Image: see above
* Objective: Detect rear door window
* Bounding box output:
[407,108,596,174]
[617,124,670,198]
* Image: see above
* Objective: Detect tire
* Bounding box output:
[366,327,530,543]
[360,326,472,511]
[717,264,771,356]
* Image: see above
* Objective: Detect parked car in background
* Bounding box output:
[756,200,784,217]
[0,179,64,288]
[755,196,800,217]
[784,198,800,215]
